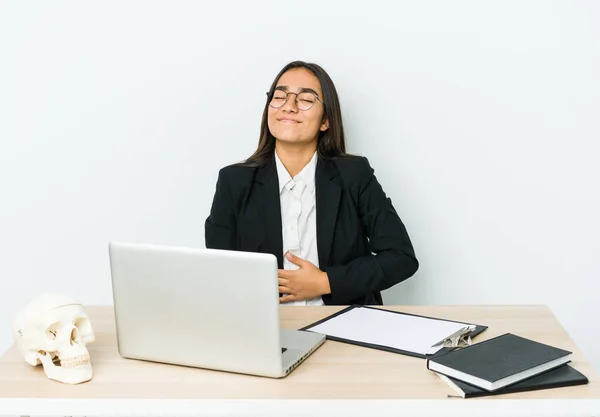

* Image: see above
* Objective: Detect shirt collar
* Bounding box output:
[274,150,318,194]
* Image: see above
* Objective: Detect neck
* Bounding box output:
[275,142,317,177]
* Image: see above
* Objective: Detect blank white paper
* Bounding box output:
[307,307,471,355]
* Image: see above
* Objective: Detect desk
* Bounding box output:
[1,305,599,416]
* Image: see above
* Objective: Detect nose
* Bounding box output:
[281,92,299,113]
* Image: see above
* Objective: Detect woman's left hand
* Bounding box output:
[278,252,331,303]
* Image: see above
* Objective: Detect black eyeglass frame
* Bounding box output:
[265,89,324,111]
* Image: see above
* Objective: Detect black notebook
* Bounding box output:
[426,333,572,391]
[435,364,588,398]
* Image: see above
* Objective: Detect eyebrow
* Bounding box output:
[275,85,320,97]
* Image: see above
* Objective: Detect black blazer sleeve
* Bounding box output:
[205,168,237,250]
[323,157,418,304]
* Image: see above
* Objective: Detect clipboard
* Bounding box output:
[300,305,488,359]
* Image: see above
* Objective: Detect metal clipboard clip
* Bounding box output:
[431,324,477,348]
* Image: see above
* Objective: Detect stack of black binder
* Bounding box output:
[426,333,589,398]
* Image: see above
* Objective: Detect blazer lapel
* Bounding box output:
[316,156,341,268]
[254,157,284,269]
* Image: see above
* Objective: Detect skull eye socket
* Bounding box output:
[46,322,59,340]
[69,327,77,344]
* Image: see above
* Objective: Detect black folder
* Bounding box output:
[300,305,488,359]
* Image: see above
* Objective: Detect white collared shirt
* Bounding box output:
[275,150,324,306]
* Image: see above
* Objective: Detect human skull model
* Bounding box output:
[12,293,95,384]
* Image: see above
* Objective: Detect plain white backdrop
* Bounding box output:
[1,0,599,373]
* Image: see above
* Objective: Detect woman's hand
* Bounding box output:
[278,252,331,303]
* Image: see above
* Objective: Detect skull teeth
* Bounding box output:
[58,354,90,368]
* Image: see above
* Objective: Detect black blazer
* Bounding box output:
[204,154,419,305]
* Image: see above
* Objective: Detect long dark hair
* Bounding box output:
[242,61,348,167]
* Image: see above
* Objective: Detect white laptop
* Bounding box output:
[108,241,325,378]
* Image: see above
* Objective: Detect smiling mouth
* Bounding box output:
[279,119,300,123]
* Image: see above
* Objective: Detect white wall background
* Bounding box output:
[1,1,599,372]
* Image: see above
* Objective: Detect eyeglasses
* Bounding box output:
[266,89,324,111]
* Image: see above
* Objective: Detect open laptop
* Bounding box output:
[108,241,325,378]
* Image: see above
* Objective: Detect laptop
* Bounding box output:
[108,241,326,378]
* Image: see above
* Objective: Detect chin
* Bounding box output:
[275,134,301,142]
[272,129,303,140]
[275,136,313,146]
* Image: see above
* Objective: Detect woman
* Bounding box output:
[205,60,418,306]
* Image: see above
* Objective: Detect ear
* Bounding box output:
[320,118,329,132]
